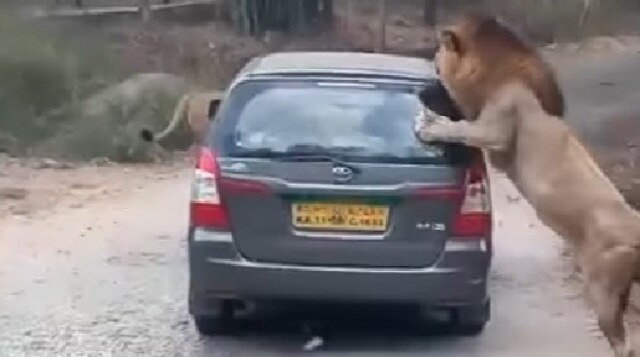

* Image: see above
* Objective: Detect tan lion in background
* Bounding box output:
[140,90,224,147]
[415,13,638,357]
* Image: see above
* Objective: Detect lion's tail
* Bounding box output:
[140,93,190,143]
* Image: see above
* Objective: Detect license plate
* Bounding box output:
[291,202,389,232]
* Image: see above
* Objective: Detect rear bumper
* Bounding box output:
[188,228,491,316]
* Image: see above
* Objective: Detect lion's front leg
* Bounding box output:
[414,108,469,144]
[413,107,513,152]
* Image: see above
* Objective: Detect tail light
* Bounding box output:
[452,154,491,237]
[190,147,229,229]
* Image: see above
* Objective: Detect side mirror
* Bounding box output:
[207,91,224,120]
[208,98,222,120]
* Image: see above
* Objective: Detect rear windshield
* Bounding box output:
[211,78,469,164]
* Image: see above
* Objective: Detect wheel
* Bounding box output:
[450,299,490,336]
[193,299,235,336]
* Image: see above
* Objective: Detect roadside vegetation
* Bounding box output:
[0,9,188,161]
[1,0,639,164]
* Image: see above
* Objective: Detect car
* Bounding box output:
[187,51,493,336]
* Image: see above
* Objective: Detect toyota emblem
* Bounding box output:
[332,166,354,183]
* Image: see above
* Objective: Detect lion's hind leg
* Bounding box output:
[582,240,637,357]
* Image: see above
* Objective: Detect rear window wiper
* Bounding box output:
[280,145,361,168]
[230,146,361,172]
[274,153,362,174]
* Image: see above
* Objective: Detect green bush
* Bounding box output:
[0,10,191,162]
[0,11,120,151]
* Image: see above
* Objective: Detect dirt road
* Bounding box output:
[0,161,613,356]
[543,39,640,144]
[2,44,640,356]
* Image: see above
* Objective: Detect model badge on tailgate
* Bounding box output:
[416,222,446,231]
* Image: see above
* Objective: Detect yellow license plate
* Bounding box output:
[291,202,389,232]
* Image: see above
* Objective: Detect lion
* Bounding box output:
[415,13,638,357]
[421,12,566,171]
[140,90,224,148]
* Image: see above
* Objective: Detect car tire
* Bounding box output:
[450,299,490,336]
[193,299,235,336]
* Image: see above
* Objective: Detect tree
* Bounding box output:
[229,0,333,36]
[376,0,388,52]
[345,0,354,25]
[423,0,437,27]
[53,0,83,8]
[320,0,333,23]
[139,0,152,23]
[579,0,603,28]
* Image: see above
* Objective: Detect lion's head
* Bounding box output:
[432,13,564,120]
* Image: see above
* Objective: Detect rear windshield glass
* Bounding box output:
[212,79,468,164]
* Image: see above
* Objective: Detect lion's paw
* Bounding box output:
[414,107,453,143]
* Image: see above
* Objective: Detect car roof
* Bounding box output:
[240,51,436,81]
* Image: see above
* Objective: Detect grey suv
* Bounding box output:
[188,52,493,336]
